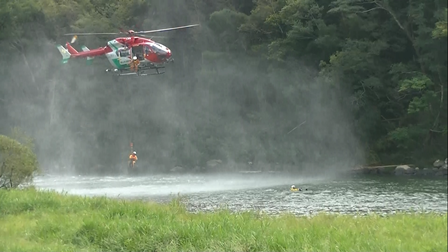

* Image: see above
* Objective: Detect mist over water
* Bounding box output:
[34,173,314,198]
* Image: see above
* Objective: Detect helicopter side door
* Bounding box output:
[132,45,145,60]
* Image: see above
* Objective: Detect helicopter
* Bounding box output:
[56,24,200,76]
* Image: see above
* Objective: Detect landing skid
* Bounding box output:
[106,66,165,76]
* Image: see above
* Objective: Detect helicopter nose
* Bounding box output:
[166,49,172,59]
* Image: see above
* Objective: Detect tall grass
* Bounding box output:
[1,188,446,252]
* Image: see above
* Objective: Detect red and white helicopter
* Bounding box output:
[57,24,200,76]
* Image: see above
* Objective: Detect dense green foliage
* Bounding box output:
[0,0,446,174]
[1,189,446,251]
[0,128,39,188]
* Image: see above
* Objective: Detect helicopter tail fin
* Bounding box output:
[56,45,71,64]
[81,45,94,65]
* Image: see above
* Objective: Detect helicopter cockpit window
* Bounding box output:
[118,49,130,57]
[144,45,151,55]
[150,43,166,54]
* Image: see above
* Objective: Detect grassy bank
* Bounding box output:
[1,189,446,252]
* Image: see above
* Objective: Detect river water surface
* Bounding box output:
[34,173,447,216]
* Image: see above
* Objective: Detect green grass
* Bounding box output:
[0,188,446,252]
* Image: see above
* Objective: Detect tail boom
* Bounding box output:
[65,42,112,58]
[57,42,112,64]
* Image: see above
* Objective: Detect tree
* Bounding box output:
[0,128,40,189]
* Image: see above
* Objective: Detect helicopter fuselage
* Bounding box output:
[59,36,173,74]
[57,24,199,76]
[104,37,173,70]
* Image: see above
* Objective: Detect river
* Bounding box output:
[34,173,447,216]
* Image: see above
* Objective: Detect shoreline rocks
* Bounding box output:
[352,158,447,177]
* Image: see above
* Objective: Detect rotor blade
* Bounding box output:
[64,32,122,36]
[134,24,200,34]
[64,24,200,36]
[138,34,167,39]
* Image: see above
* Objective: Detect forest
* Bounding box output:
[0,0,446,175]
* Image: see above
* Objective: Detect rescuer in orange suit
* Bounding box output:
[129,151,138,168]
[129,56,140,73]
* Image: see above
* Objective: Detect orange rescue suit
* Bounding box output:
[129,154,138,162]
[129,59,140,72]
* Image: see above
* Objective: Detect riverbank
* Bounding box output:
[1,188,446,252]
[350,163,448,177]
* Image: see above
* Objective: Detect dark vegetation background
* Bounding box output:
[0,0,446,175]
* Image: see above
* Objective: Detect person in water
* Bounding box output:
[129,151,138,168]
[290,185,300,191]
[290,185,307,191]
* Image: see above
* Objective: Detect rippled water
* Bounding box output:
[34,173,447,216]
